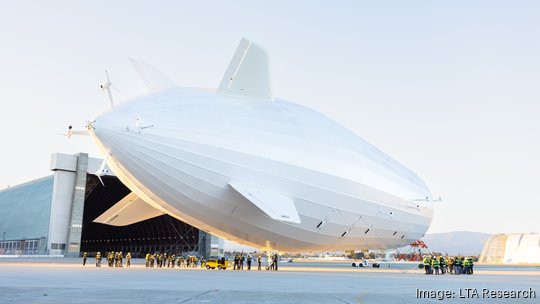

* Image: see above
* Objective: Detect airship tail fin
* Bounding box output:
[229,182,300,224]
[129,58,178,91]
[217,38,274,101]
[93,192,164,226]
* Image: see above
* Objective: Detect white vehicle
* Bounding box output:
[87,38,435,252]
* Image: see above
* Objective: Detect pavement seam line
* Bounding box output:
[329,293,353,304]
[178,289,215,303]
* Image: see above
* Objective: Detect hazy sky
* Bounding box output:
[0,1,539,236]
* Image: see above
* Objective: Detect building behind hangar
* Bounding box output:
[0,153,223,257]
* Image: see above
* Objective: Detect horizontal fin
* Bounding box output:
[229,182,300,224]
[93,192,164,226]
[217,38,274,101]
[129,58,177,91]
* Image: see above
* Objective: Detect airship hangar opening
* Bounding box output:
[0,153,223,257]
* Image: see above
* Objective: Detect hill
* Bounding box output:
[421,231,492,256]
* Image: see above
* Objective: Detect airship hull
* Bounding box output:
[90,88,433,252]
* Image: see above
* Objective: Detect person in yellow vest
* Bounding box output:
[463,257,470,274]
[200,257,206,268]
[432,256,440,275]
[96,252,102,267]
[422,255,431,275]
[439,256,446,274]
[468,257,474,275]
[454,256,462,274]
[126,252,131,267]
[150,253,155,267]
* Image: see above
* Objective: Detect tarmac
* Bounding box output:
[0,259,538,303]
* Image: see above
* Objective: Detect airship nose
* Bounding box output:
[89,110,129,155]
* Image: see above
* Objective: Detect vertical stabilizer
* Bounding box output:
[217,38,274,101]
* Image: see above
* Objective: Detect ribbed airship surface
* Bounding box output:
[88,39,434,252]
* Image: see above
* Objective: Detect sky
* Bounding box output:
[0,1,539,239]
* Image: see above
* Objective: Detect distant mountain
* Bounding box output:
[421,231,492,256]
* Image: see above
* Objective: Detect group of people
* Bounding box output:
[232,253,279,271]
[144,253,200,268]
[83,251,280,271]
[267,253,279,271]
[422,255,475,275]
[233,253,253,270]
[83,251,132,267]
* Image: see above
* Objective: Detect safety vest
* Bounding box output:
[432,259,440,267]
[423,257,430,265]
[455,259,461,266]
[463,259,470,267]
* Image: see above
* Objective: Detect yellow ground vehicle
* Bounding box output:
[205,258,231,270]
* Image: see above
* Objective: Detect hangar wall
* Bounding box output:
[0,152,223,257]
[0,176,53,255]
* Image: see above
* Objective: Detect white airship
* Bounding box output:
[87,38,435,252]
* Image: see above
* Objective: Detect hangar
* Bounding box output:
[479,233,540,264]
[0,153,223,257]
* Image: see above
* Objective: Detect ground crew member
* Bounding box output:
[220,256,226,269]
[432,256,440,275]
[200,257,205,268]
[150,253,155,267]
[423,255,431,275]
[126,252,131,267]
[178,256,183,268]
[157,253,162,268]
[447,257,454,274]
[464,257,470,274]
[247,255,252,270]
[268,254,275,271]
[240,254,245,270]
[454,256,462,274]
[96,252,101,267]
[440,256,446,274]
[145,253,150,267]
[82,252,87,266]
[257,255,262,270]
